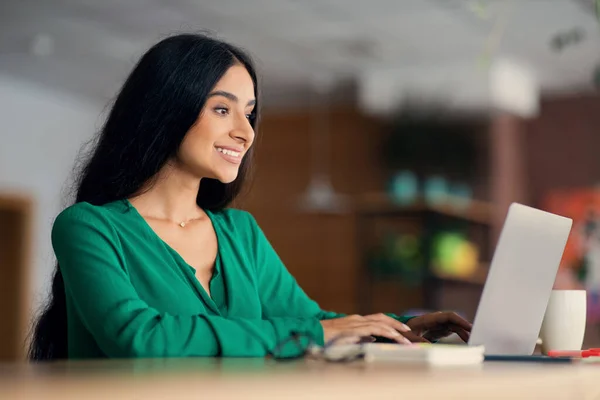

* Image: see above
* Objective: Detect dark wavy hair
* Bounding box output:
[28,33,260,360]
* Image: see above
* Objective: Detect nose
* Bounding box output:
[230,115,254,146]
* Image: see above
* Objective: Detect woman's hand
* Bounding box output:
[406,311,472,342]
[320,314,426,344]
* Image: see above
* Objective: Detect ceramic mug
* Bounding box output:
[539,290,587,355]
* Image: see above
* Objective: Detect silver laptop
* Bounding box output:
[468,203,573,355]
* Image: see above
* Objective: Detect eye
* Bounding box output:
[214,107,229,116]
[246,112,256,121]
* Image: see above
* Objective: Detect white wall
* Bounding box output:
[0,74,102,310]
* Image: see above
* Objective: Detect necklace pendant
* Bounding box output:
[179,221,186,228]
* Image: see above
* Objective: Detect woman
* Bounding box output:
[29,33,472,360]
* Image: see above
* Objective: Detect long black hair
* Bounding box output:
[28,33,261,360]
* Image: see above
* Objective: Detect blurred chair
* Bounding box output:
[0,193,32,361]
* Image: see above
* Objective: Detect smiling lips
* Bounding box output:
[215,146,243,164]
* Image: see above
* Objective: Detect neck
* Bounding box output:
[129,163,204,222]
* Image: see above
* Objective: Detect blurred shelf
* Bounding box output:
[430,264,489,285]
[356,192,494,314]
[368,264,489,286]
[356,192,494,225]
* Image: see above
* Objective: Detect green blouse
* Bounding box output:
[51,200,410,359]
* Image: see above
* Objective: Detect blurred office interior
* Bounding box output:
[2,0,600,360]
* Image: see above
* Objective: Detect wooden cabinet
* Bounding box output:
[0,193,32,361]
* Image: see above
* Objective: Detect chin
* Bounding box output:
[219,177,238,184]
[214,171,239,184]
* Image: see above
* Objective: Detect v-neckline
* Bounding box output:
[123,199,222,312]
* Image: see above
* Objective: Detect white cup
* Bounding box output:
[540,290,587,355]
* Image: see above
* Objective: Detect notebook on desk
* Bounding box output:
[364,343,484,365]
[324,343,485,366]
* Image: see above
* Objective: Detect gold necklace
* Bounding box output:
[142,214,203,228]
[178,217,202,228]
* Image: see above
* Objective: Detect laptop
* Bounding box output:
[468,203,573,355]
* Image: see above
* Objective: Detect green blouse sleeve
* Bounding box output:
[52,205,322,358]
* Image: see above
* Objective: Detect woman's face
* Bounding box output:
[178,64,256,184]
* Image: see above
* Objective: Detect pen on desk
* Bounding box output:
[547,349,600,358]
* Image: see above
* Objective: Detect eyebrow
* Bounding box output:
[208,90,256,107]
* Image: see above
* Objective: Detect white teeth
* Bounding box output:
[216,148,240,157]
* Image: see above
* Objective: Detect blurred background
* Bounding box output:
[2,0,600,358]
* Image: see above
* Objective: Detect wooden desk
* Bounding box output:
[1,358,599,399]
